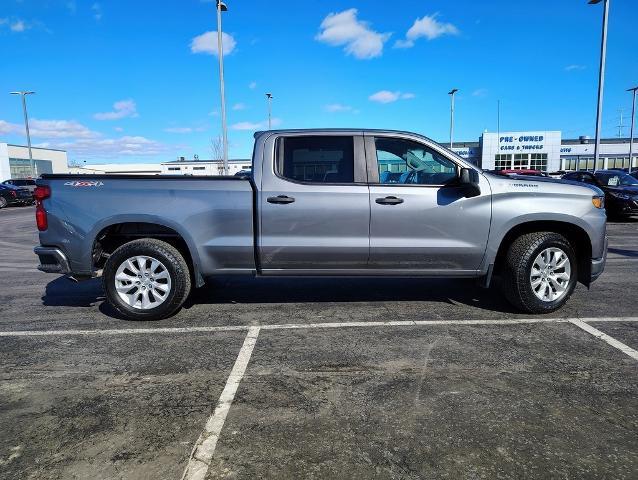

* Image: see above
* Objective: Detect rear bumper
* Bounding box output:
[590,235,608,282]
[34,246,71,274]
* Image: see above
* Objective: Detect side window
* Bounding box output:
[374,137,458,185]
[277,136,354,183]
[582,174,597,185]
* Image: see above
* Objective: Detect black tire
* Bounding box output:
[0,197,7,209]
[501,232,577,313]
[103,238,191,321]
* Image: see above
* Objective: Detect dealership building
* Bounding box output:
[451,131,637,172]
[0,143,69,180]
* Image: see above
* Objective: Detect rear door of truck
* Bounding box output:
[257,132,370,272]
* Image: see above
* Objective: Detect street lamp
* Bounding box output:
[628,86,638,174]
[216,0,229,175]
[448,88,458,149]
[266,93,273,130]
[589,0,610,172]
[10,91,36,178]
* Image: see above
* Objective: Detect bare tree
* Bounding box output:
[209,135,223,161]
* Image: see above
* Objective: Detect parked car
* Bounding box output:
[0,183,34,208]
[34,129,607,320]
[561,170,638,218]
[234,169,252,177]
[3,178,37,193]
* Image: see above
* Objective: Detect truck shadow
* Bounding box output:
[183,276,518,314]
[41,275,518,318]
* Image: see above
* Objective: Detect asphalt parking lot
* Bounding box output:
[1,206,637,479]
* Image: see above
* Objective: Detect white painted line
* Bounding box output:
[2,317,638,337]
[181,326,260,480]
[569,319,638,361]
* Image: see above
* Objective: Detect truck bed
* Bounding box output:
[37,174,257,282]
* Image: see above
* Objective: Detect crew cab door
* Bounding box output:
[258,133,370,272]
[365,133,492,273]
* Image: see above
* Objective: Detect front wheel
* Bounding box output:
[0,197,7,209]
[103,239,191,320]
[501,232,577,313]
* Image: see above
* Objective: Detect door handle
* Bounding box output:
[267,195,295,204]
[375,196,404,205]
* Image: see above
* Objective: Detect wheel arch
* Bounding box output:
[492,220,593,286]
[91,219,204,287]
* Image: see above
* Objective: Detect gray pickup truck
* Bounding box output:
[34,129,608,320]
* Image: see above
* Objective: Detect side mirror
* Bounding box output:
[459,168,481,198]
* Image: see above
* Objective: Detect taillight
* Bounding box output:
[34,186,50,201]
[10,190,16,198]
[34,185,51,231]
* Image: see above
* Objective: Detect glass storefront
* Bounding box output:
[9,158,53,178]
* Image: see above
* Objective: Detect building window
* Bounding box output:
[578,157,594,170]
[494,154,512,170]
[168,167,181,171]
[530,153,548,171]
[193,167,205,171]
[513,154,529,169]
[9,158,53,178]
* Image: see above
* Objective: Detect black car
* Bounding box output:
[0,184,34,208]
[3,178,37,193]
[562,170,638,218]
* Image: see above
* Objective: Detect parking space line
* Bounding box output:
[181,326,260,480]
[2,317,638,337]
[570,319,638,361]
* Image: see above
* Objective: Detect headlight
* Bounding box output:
[592,196,605,209]
[609,191,631,200]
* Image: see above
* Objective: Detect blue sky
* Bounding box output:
[1,0,636,164]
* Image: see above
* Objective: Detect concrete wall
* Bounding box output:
[0,143,10,180]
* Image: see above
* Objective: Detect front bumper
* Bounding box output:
[34,246,71,274]
[590,235,608,282]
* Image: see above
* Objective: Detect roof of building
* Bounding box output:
[162,158,251,164]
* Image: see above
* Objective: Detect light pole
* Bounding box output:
[628,86,638,174]
[448,88,458,149]
[266,93,273,130]
[10,91,36,177]
[216,0,229,175]
[589,0,610,172]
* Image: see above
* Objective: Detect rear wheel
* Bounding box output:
[501,232,577,313]
[103,239,191,320]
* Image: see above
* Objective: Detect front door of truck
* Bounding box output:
[365,134,491,273]
[259,133,370,272]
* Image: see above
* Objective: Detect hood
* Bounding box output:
[483,171,605,196]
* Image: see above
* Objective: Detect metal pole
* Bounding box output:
[448,89,458,149]
[628,87,637,174]
[216,1,229,175]
[20,94,36,177]
[266,93,273,129]
[592,0,610,172]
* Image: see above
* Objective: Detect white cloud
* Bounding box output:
[324,103,353,113]
[0,120,23,135]
[316,8,391,60]
[394,13,459,48]
[565,64,586,72]
[248,81,257,89]
[190,31,237,56]
[56,136,169,158]
[92,3,102,21]
[472,88,488,98]
[232,103,247,111]
[231,118,281,131]
[114,126,123,132]
[94,99,138,120]
[163,125,206,134]
[369,90,415,104]
[164,127,193,134]
[10,20,26,32]
[1,118,98,139]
